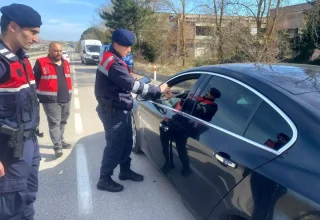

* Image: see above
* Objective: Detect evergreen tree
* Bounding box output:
[99,0,154,45]
[291,0,320,63]
[80,27,110,44]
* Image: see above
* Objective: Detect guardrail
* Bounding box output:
[27,52,48,59]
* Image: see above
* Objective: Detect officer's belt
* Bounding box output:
[0,127,38,140]
[97,98,113,107]
[23,130,36,140]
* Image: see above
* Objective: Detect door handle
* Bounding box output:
[160,123,169,131]
[214,153,237,169]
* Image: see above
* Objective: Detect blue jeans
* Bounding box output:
[97,104,133,176]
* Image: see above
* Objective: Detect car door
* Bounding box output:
[165,73,295,220]
[137,73,207,171]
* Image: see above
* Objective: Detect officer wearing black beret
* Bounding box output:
[95,28,171,192]
[0,3,42,219]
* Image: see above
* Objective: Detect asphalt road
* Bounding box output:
[28,53,195,220]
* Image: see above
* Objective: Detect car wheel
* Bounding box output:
[131,115,142,154]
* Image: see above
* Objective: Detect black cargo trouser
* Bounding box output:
[0,135,40,220]
[96,104,133,176]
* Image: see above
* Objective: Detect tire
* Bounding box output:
[131,115,142,154]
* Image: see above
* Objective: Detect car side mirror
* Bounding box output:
[138,76,151,84]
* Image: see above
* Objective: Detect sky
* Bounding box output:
[0,0,308,42]
[0,0,109,41]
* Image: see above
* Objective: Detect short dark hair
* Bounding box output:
[0,15,11,33]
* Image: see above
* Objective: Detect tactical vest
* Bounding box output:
[99,51,133,76]
[95,50,134,110]
[36,57,72,103]
[0,43,40,131]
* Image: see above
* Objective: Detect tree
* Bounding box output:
[100,0,154,46]
[80,27,110,44]
[157,0,203,66]
[226,0,293,62]
[202,0,228,62]
[139,12,171,62]
[292,0,320,63]
[305,0,320,49]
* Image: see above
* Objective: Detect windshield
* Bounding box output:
[86,45,100,53]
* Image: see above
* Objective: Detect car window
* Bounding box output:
[195,75,262,135]
[244,101,293,151]
[86,45,100,53]
[154,74,202,110]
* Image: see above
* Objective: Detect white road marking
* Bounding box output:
[74,82,78,87]
[71,53,76,78]
[74,97,80,110]
[74,88,79,96]
[75,113,84,134]
[76,144,93,216]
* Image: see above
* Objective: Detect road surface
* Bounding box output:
[28,53,195,220]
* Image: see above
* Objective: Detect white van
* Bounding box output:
[80,39,102,65]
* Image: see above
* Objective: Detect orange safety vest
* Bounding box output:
[99,51,133,76]
[36,57,72,101]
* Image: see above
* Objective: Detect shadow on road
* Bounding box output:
[35,131,106,219]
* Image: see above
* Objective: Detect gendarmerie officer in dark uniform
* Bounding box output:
[95,28,171,192]
[0,3,42,219]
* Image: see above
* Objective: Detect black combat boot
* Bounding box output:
[119,162,143,182]
[97,176,124,192]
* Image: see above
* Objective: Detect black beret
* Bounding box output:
[112,28,135,47]
[210,88,221,98]
[0,3,42,28]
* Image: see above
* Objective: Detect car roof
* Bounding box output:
[186,63,320,95]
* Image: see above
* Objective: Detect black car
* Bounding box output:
[132,63,320,220]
